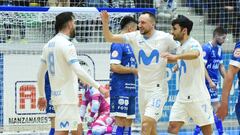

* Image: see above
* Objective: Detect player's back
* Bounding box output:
[177,37,210,102]
[123,30,176,92]
[43,33,78,105]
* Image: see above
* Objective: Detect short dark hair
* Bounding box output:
[55,12,75,34]
[120,16,138,30]
[213,26,227,37]
[141,11,156,23]
[172,15,193,35]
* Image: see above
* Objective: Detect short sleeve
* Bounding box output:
[110,43,123,64]
[230,42,240,68]
[202,44,211,63]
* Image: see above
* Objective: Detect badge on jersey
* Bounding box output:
[234,48,240,58]
[111,50,119,58]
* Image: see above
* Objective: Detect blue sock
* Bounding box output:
[214,113,224,134]
[112,125,124,135]
[194,125,201,135]
[123,127,131,135]
[49,128,55,135]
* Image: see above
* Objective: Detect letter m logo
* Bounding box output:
[138,49,159,65]
[60,121,69,128]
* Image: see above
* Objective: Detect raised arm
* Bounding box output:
[100,11,125,43]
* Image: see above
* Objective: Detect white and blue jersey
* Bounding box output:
[202,42,223,101]
[110,43,137,97]
[45,72,55,116]
[230,42,240,68]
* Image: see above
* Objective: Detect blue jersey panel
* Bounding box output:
[45,72,55,114]
[231,41,240,63]
[110,43,137,96]
[202,42,223,83]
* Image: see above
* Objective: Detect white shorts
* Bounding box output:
[138,87,167,121]
[54,104,81,131]
[169,100,214,126]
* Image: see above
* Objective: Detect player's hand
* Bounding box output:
[161,52,178,61]
[100,10,109,25]
[131,68,138,76]
[216,102,228,121]
[37,97,47,111]
[172,64,179,72]
[98,85,109,98]
[209,81,217,90]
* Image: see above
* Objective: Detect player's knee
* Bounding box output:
[115,116,126,126]
[125,119,133,127]
[168,123,180,134]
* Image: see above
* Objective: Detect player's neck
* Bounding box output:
[180,35,190,45]
[211,40,218,47]
[144,29,155,39]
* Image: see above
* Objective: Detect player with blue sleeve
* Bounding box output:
[45,71,55,135]
[194,27,227,135]
[109,16,138,135]
[217,41,240,121]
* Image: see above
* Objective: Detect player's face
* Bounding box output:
[69,19,76,38]
[171,24,184,41]
[138,14,154,35]
[215,34,227,46]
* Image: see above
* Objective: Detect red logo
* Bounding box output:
[15,81,44,114]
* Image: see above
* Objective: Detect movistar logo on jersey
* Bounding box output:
[60,121,69,128]
[138,49,159,65]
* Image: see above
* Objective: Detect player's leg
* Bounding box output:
[189,100,214,135]
[168,101,186,134]
[110,96,127,135]
[123,96,136,135]
[143,92,167,135]
[193,125,201,135]
[212,101,224,134]
[54,105,81,135]
[201,124,213,135]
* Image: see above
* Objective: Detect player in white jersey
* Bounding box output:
[161,15,214,135]
[37,12,108,135]
[101,11,177,135]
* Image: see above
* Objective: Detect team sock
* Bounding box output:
[112,125,124,135]
[214,113,224,134]
[123,126,131,135]
[193,125,201,135]
[49,128,55,135]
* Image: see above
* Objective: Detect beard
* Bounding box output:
[70,28,76,39]
[216,41,223,45]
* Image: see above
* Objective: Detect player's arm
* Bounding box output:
[219,63,226,78]
[100,11,124,43]
[205,67,217,90]
[37,60,48,111]
[111,64,138,75]
[176,50,200,60]
[161,50,200,61]
[217,65,239,120]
